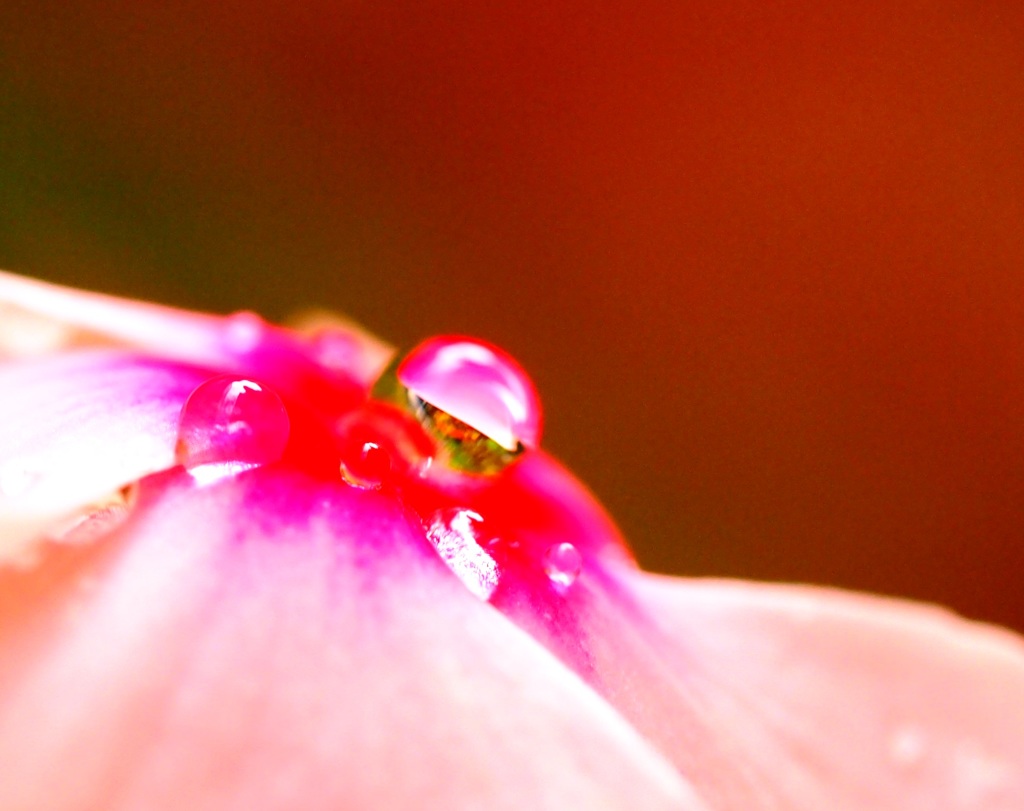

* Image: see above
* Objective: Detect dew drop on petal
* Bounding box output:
[223,311,268,353]
[398,337,542,452]
[336,405,434,484]
[176,377,290,475]
[543,541,583,592]
[424,508,500,601]
[340,441,392,490]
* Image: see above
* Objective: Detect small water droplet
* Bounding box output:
[177,377,290,475]
[543,542,583,591]
[425,508,500,600]
[373,336,542,474]
[888,724,927,769]
[223,311,267,353]
[335,403,436,484]
[340,441,392,490]
[46,483,138,545]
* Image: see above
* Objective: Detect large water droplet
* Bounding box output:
[425,508,500,600]
[543,541,583,592]
[177,377,290,478]
[373,336,542,474]
[399,337,542,451]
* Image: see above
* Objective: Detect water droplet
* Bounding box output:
[888,724,927,769]
[425,508,500,600]
[46,484,138,545]
[543,542,583,591]
[223,311,267,353]
[373,336,542,474]
[177,377,290,475]
[340,441,392,490]
[335,404,435,485]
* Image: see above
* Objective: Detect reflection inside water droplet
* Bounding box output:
[425,508,500,600]
[177,377,290,476]
[543,542,583,592]
[372,336,542,475]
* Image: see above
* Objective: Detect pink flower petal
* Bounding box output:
[2,272,1022,810]
[577,572,1024,810]
[0,270,390,555]
[0,351,209,561]
[0,270,392,387]
[0,270,226,360]
[0,469,700,810]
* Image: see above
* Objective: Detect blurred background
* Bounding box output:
[1,1,1022,631]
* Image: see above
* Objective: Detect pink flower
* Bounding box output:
[0,270,1022,810]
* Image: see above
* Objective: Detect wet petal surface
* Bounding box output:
[0,469,698,811]
[1,272,1023,811]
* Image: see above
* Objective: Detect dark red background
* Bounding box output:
[1,2,1022,630]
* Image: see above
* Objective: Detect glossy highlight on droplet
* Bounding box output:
[398,337,542,451]
[543,542,583,592]
[340,441,392,490]
[372,336,543,475]
[425,508,500,601]
[176,377,290,476]
[335,404,435,485]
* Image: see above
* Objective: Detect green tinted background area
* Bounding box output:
[2,2,1022,630]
